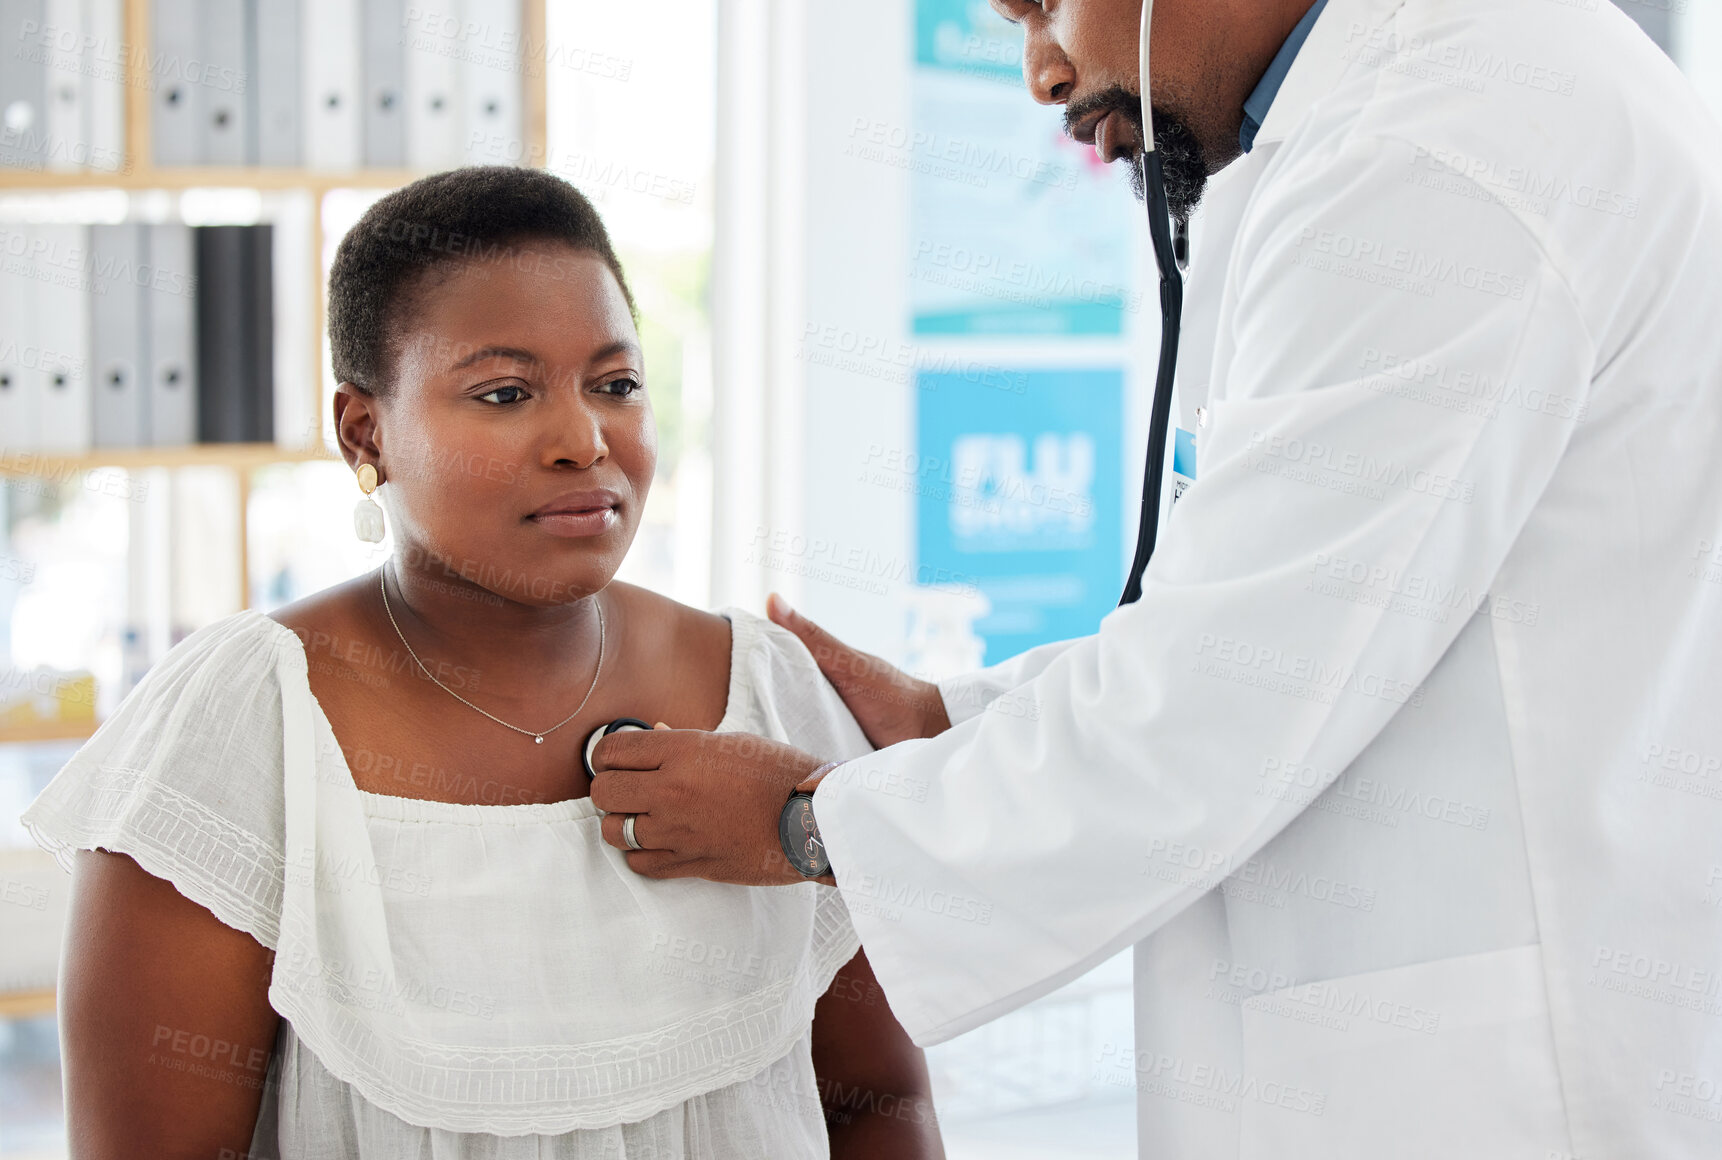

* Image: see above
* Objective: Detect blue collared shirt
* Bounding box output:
[1239,0,1330,154]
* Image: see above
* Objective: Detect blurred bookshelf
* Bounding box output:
[0,0,549,659]
[0,0,549,467]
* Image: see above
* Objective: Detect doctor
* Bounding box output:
[592,0,1722,1154]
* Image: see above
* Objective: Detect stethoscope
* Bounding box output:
[1118,0,1185,608]
[581,717,653,783]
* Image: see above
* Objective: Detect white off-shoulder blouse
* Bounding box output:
[22,604,873,1158]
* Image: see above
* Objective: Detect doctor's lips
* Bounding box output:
[1067,95,1144,164]
[526,488,622,537]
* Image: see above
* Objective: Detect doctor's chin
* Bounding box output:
[2,1,1720,1159]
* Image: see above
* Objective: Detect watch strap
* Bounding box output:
[791,760,843,800]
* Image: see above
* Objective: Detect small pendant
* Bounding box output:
[535,735,544,744]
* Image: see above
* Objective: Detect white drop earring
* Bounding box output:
[354,462,386,543]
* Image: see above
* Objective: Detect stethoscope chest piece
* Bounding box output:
[582,717,653,787]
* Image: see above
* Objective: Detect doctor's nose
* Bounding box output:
[1021,29,1075,105]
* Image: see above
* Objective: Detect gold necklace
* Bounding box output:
[378,565,606,744]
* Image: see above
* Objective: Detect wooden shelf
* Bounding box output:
[0,989,56,1018]
[0,720,98,745]
[0,443,339,477]
[0,166,425,194]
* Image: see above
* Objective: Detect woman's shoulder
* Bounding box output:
[21,603,300,947]
[604,586,840,733]
[608,582,733,657]
[610,587,814,689]
[265,571,376,647]
[61,602,298,769]
[34,597,309,800]
[138,604,298,689]
[73,601,306,737]
[705,599,832,678]
[599,583,732,728]
[701,599,873,759]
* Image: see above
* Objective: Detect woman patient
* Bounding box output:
[23,167,943,1159]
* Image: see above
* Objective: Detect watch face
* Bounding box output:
[779,795,830,877]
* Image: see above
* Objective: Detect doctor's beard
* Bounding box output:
[1065,86,1210,224]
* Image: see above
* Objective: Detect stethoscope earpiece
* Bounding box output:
[582,717,653,786]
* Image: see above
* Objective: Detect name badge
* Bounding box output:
[1171,427,1197,508]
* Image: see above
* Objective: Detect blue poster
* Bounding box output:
[909,0,1138,337]
[914,0,1022,80]
[914,368,1124,664]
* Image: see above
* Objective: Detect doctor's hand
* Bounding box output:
[590,725,829,886]
[766,593,952,748]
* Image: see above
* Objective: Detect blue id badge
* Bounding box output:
[1171,427,1197,508]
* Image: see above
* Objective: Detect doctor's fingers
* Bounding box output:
[622,848,694,879]
[770,596,947,747]
[589,768,664,815]
[598,809,680,854]
[624,850,733,881]
[599,810,708,866]
[626,847,790,886]
[769,593,889,693]
[591,725,690,773]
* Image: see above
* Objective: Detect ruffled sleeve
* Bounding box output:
[20,610,293,949]
[720,608,874,992]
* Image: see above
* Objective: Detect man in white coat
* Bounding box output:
[591,0,1722,1154]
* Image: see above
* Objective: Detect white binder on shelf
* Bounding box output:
[459,0,523,165]
[250,0,301,166]
[145,223,197,446]
[404,4,462,171]
[0,226,39,452]
[89,222,145,449]
[43,0,85,172]
[267,194,315,450]
[83,0,125,172]
[302,0,361,170]
[150,0,200,165]
[362,0,406,167]
[34,224,92,454]
[0,0,48,168]
[198,0,250,165]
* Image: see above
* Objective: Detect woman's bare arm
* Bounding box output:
[60,849,279,1159]
[810,947,946,1159]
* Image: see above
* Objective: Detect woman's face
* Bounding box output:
[358,242,655,607]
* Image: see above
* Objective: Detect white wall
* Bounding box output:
[1678,1,1722,122]
[712,0,915,660]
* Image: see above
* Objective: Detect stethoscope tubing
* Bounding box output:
[1118,153,1185,607]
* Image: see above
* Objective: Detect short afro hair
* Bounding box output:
[327,166,638,396]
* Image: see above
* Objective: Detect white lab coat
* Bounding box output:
[812,0,1722,1155]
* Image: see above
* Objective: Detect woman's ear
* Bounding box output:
[333,384,382,474]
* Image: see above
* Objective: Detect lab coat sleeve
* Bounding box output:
[812,131,1596,1046]
[936,637,1083,727]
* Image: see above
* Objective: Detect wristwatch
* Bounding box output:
[779,762,838,878]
